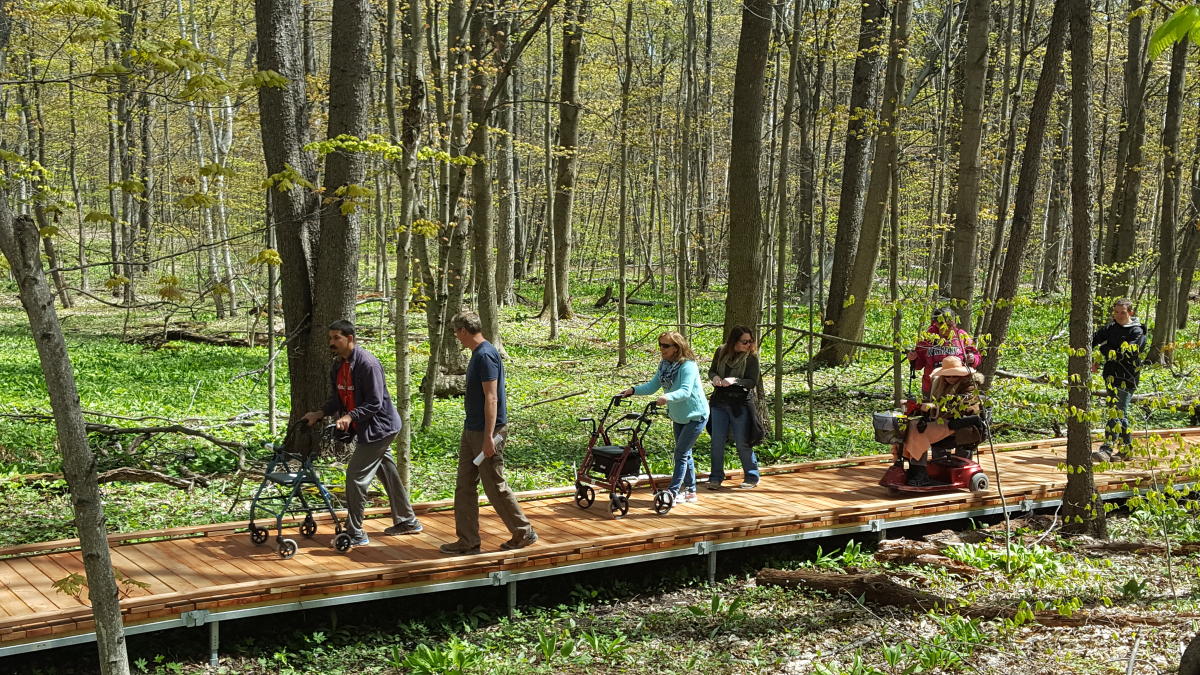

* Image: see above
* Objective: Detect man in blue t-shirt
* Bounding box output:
[439,311,536,555]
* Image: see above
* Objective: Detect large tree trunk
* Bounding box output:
[1100,0,1148,301]
[1063,0,1106,538]
[386,0,424,487]
[1149,38,1187,364]
[255,0,324,416]
[468,6,501,344]
[948,0,990,326]
[0,215,130,674]
[817,0,910,365]
[311,0,371,355]
[979,0,1068,385]
[817,0,884,362]
[722,0,773,334]
[543,0,588,320]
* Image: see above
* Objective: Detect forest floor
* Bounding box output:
[2,280,1200,672]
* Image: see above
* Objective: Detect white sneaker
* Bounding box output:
[737,481,758,490]
[681,491,698,504]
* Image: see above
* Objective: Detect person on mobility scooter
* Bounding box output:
[878,355,990,494]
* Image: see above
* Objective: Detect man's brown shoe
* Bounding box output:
[439,540,481,555]
[500,530,538,551]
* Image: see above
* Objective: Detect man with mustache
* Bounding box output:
[301,320,422,547]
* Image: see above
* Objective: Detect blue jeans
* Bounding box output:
[707,404,760,484]
[669,418,706,494]
[1103,387,1134,448]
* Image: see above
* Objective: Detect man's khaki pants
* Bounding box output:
[453,425,532,548]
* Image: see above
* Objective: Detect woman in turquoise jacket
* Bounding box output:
[621,331,710,503]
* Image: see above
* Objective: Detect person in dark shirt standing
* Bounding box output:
[439,311,536,555]
[1091,299,1147,462]
[301,320,422,547]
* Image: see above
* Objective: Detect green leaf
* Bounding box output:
[1148,5,1200,61]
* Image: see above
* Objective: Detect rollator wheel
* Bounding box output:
[249,526,269,545]
[277,538,297,559]
[575,485,595,509]
[618,479,633,496]
[969,472,989,494]
[653,490,674,515]
[333,532,353,553]
[608,492,629,519]
[300,516,317,538]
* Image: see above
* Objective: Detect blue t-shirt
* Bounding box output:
[465,340,507,431]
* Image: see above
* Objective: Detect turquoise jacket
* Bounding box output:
[633,359,709,424]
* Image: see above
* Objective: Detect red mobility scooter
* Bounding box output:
[876,399,991,496]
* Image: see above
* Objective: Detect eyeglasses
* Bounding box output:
[658,343,674,349]
[738,338,754,344]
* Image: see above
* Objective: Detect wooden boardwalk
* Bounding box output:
[1,429,1197,656]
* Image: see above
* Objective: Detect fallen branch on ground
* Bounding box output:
[995,369,1049,384]
[873,539,981,577]
[6,467,206,489]
[1083,540,1200,555]
[755,568,1188,627]
[518,389,586,410]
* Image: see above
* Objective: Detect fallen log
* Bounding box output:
[755,568,1187,627]
[1083,540,1200,555]
[874,539,981,577]
[132,330,252,348]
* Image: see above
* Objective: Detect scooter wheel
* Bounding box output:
[969,472,989,494]
[653,490,674,515]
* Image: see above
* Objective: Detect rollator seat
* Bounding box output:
[590,445,626,458]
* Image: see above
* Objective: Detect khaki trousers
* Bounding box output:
[453,425,532,547]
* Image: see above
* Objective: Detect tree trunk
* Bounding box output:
[1176,112,1200,330]
[1100,0,1148,301]
[617,0,632,367]
[387,0,425,488]
[722,0,773,334]
[1149,38,1187,364]
[494,12,517,307]
[255,0,324,416]
[948,0,990,326]
[818,0,884,361]
[1039,86,1069,296]
[544,0,588,320]
[979,0,1068,385]
[1062,0,1106,538]
[0,215,130,674]
[468,5,501,344]
[817,0,910,365]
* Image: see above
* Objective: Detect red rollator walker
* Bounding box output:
[574,395,675,517]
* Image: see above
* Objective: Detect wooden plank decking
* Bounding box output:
[1,428,1198,651]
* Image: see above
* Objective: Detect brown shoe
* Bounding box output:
[500,530,538,551]
[439,540,481,555]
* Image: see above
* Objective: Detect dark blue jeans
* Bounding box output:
[669,418,706,494]
[707,404,760,484]
[1103,387,1134,449]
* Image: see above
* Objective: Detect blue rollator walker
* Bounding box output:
[247,422,353,558]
